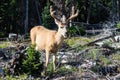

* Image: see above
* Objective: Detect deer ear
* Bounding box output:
[54,19,61,25]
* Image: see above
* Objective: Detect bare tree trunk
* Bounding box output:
[118,0,120,20]
[95,0,100,22]
[35,0,42,25]
[112,0,116,22]
[86,0,91,24]
[25,0,28,34]
[116,0,118,19]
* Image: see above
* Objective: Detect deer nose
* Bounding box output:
[64,31,68,38]
[65,31,68,35]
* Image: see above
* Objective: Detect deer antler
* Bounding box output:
[50,6,60,22]
[68,6,79,21]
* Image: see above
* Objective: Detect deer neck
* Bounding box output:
[55,30,64,46]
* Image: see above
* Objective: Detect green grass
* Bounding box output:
[112,53,120,60]
[46,63,77,78]
[2,74,41,80]
[65,37,93,48]
[0,43,8,48]
[0,42,14,48]
[99,55,112,65]
[89,49,99,60]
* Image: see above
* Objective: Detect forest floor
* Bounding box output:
[0,32,120,80]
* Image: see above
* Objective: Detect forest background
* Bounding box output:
[0,0,120,37]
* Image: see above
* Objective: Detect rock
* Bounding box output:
[8,33,18,41]
[0,48,7,60]
[95,42,104,47]
[0,67,4,76]
[111,42,120,49]
[114,35,120,42]
[80,59,96,69]
[65,65,71,69]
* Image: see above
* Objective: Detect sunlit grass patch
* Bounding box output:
[46,63,77,77]
[100,55,112,65]
[0,43,8,48]
[112,53,120,60]
[0,42,15,48]
[56,65,77,74]
[4,74,28,80]
[2,74,41,80]
[65,37,93,48]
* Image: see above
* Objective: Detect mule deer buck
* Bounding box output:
[30,6,79,70]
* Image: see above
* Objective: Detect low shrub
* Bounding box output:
[22,45,44,76]
[68,25,86,37]
[117,22,120,29]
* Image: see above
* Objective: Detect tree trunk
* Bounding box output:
[118,0,120,20]
[86,0,91,24]
[35,0,42,25]
[111,0,113,21]
[25,0,28,34]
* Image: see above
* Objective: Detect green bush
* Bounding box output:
[90,49,98,60]
[68,25,85,37]
[22,45,44,76]
[112,53,120,60]
[0,32,6,37]
[41,0,51,29]
[99,55,112,65]
[117,22,120,29]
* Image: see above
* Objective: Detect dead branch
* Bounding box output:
[106,74,120,80]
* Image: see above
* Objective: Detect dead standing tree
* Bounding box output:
[25,0,28,34]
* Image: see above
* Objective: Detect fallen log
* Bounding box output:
[65,33,116,51]
[106,74,120,80]
[86,35,114,46]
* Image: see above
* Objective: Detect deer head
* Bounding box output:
[50,6,79,38]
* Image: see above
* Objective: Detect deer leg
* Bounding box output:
[53,54,56,70]
[45,50,50,68]
[30,32,36,45]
